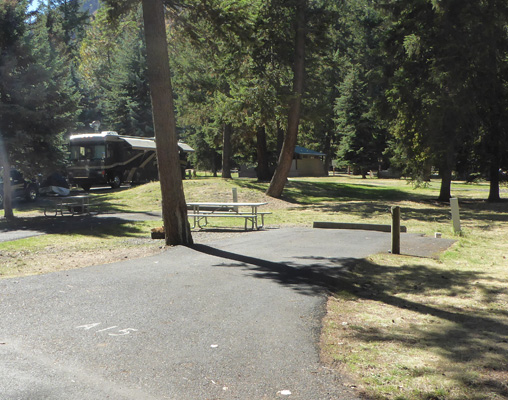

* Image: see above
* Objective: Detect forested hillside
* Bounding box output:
[1,0,507,202]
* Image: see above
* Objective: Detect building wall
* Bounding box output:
[240,157,326,178]
[289,158,326,177]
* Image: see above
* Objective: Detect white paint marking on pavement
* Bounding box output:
[76,323,101,330]
[95,326,118,333]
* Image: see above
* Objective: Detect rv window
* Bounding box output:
[70,144,106,161]
[94,145,106,159]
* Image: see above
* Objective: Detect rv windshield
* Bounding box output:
[70,144,106,161]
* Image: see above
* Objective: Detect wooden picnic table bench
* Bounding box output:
[43,195,91,217]
[186,202,270,230]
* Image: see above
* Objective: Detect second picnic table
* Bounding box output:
[186,202,269,230]
[43,195,91,217]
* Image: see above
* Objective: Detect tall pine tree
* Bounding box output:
[0,1,79,218]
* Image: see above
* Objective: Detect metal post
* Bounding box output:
[450,197,461,234]
[391,206,400,255]
[232,188,238,212]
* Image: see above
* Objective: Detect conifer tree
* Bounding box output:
[0,1,80,218]
[382,0,478,200]
[101,9,153,136]
[330,0,386,178]
[381,0,508,201]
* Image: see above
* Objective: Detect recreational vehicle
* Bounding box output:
[67,131,194,191]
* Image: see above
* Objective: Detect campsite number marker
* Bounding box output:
[76,323,138,336]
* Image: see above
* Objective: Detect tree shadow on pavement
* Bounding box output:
[191,243,358,297]
[190,244,508,398]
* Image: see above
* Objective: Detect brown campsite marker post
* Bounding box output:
[391,206,401,255]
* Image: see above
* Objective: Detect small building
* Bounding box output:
[289,146,326,177]
[239,145,327,178]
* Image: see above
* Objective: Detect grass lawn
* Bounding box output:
[1,173,507,399]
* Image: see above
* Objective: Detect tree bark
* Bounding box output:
[0,138,14,220]
[438,164,452,202]
[437,141,456,202]
[256,125,271,181]
[141,0,192,246]
[484,40,502,202]
[0,161,14,220]
[222,123,232,179]
[323,133,332,175]
[276,121,284,155]
[486,115,502,202]
[488,152,501,202]
[266,0,306,198]
[422,159,432,181]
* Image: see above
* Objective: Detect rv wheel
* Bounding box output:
[111,175,122,189]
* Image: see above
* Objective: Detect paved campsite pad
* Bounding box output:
[0,228,454,399]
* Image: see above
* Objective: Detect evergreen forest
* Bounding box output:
[1,0,508,202]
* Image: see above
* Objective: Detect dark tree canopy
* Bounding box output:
[1,0,507,223]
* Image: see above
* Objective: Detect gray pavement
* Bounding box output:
[0,227,454,399]
[0,229,44,242]
[0,227,397,400]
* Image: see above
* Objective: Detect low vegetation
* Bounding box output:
[1,174,507,400]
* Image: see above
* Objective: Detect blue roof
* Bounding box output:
[294,146,325,156]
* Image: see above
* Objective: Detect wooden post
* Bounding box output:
[450,197,461,234]
[391,206,400,255]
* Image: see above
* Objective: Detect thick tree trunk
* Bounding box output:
[422,159,432,181]
[0,139,14,220]
[486,120,502,202]
[0,161,14,220]
[323,133,332,175]
[266,1,306,198]
[222,123,232,179]
[437,141,456,202]
[438,164,452,202]
[141,0,192,246]
[276,121,284,155]
[256,125,271,181]
[488,154,501,202]
[485,45,502,202]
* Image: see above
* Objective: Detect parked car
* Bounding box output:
[0,169,39,208]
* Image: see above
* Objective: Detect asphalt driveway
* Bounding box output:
[0,227,453,399]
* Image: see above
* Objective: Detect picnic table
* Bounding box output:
[186,202,270,230]
[43,195,91,217]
